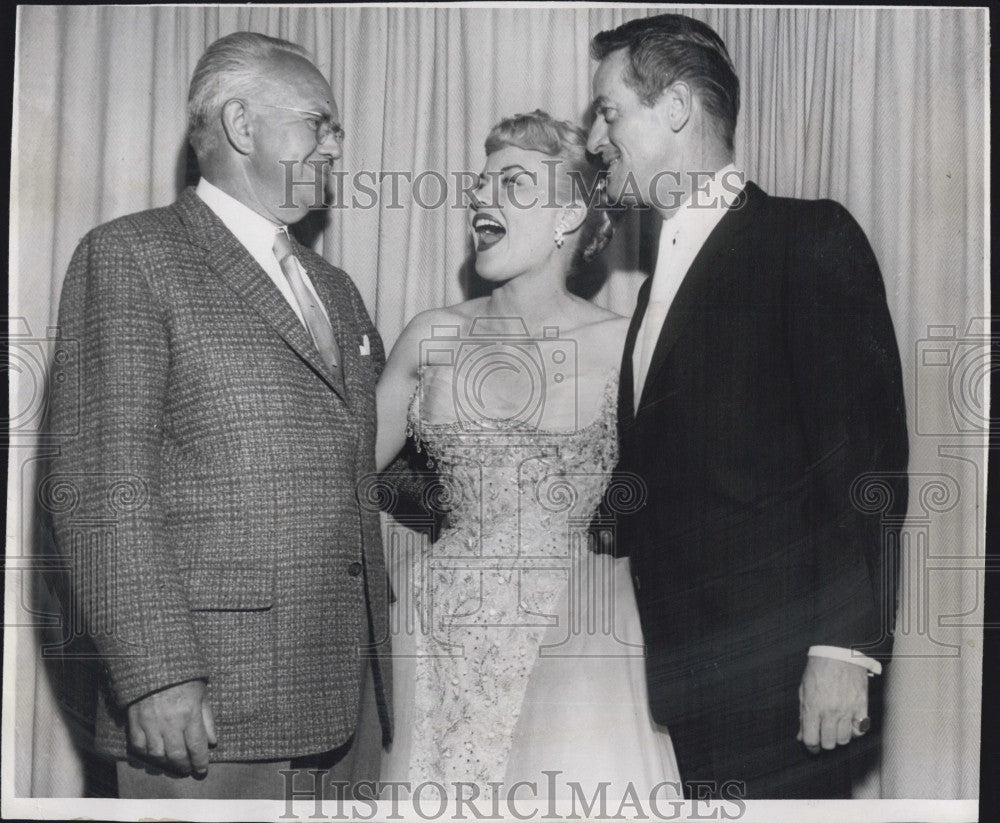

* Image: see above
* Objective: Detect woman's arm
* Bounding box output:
[375,310,435,472]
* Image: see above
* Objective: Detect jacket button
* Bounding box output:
[348,561,363,577]
[633,574,641,591]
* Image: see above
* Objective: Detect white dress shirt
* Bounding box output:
[195,178,330,327]
[633,165,743,405]
[631,166,881,676]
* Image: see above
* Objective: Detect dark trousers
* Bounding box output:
[666,668,883,800]
[117,657,382,800]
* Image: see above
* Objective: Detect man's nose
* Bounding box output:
[586,118,607,155]
[315,133,342,162]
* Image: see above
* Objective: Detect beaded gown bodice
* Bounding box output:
[403,367,620,789]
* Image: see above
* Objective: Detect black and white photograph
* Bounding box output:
[3,4,989,821]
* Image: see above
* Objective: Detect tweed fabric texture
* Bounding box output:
[48,188,392,761]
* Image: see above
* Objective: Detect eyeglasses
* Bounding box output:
[250,102,346,144]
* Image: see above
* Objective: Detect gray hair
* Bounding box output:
[187,32,310,158]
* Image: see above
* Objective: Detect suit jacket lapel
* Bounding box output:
[174,189,347,400]
[636,183,762,413]
[619,275,651,432]
[638,206,662,279]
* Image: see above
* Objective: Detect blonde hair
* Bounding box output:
[485,110,615,269]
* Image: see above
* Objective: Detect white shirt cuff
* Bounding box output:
[808,645,883,676]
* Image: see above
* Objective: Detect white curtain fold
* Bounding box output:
[8,4,986,801]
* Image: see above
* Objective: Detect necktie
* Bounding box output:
[272,229,343,384]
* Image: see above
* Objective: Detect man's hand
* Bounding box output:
[797,655,869,754]
[127,679,217,776]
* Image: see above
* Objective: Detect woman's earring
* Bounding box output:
[553,222,566,249]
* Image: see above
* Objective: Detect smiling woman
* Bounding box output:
[374,110,678,797]
[467,147,570,282]
[471,111,615,282]
[375,110,622,470]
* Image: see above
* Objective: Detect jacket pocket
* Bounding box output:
[185,562,274,611]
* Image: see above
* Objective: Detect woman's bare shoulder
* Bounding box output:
[389,299,491,368]
[399,299,482,338]
[572,310,630,338]
[569,312,630,372]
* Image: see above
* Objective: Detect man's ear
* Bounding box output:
[664,81,693,133]
[560,202,588,235]
[220,98,254,155]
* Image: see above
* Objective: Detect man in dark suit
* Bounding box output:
[47,32,390,798]
[587,15,908,798]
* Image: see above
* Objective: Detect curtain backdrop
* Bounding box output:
[8,4,987,802]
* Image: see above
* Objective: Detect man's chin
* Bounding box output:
[605,173,640,209]
[275,205,312,224]
[279,166,333,214]
[279,189,330,219]
[606,191,640,211]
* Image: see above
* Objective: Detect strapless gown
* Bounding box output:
[382,369,680,802]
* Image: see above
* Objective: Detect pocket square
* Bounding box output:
[359,334,371,356]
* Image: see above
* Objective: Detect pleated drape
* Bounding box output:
[9,5,986,801]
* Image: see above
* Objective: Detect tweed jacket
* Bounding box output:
[47,187,392,760]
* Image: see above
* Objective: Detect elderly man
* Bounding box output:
[48,32,390,799]
[588,15,909,798]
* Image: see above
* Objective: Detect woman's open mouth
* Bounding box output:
[472,214,506,252]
